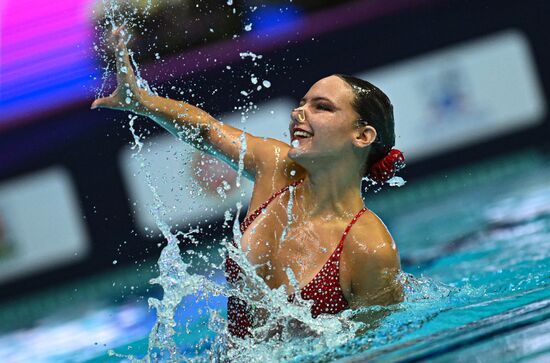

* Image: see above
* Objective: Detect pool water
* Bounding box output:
[0,152,548,362]
[138,151,550,362]
[335,152,550,362]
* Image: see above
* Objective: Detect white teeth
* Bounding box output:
[293,130,312,138]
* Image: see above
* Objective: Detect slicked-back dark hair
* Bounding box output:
[335,74,395,175]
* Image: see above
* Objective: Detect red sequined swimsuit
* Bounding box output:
[225,181,368,338]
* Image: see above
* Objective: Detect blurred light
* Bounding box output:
[0,0,99,130]
[248,4,303,34]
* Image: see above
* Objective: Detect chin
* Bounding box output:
[287,148,299,161]
[288,146,314,167]
[288,141,303,160]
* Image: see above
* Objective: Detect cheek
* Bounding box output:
[315,123,349,144]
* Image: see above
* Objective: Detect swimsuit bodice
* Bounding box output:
[225,181,367,337]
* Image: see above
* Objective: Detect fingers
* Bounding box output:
[112,24,125,38]
[91,25,141,112]
[90,97,110,110]
[111,25,136,83]
[112,24,127,47]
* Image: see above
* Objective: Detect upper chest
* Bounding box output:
[239,191,368,290]
[241,190,346,257]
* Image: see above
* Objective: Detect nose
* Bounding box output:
[291,107,306,123]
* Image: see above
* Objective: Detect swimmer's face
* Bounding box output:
[288,75,362,164]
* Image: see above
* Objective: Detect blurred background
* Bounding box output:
[0,0,549,361]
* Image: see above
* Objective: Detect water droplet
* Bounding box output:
[387,176,406,187]
[262,80,271,88]
[239,51,263,61]
[291,139,299,147]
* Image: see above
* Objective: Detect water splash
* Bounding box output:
[111,112,493,362]
[114,111,373,361]
[240,51,263,61]
[279,184,296,244]
[387,176,406,187]
[235,132,247,189]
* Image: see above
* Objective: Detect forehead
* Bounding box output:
[304,76,355,105]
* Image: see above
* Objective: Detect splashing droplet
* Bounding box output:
[387,176,406,187]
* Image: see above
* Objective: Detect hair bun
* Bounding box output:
[368,149,405,184]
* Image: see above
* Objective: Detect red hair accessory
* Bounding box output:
[368,149,406,184]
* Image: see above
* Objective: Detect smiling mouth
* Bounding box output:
[291,129,313,141]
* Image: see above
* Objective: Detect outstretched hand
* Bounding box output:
[91,26,147,114]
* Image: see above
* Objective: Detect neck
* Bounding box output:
[296,161,365,219]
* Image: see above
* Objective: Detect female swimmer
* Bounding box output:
[91,26,405,338]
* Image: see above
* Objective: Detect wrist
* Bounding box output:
[135,90,156,116]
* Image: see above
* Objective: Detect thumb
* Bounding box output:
[91,96,119,110]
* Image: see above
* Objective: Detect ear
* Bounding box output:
[353,125,377,149]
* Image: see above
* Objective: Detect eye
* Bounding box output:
[316,103,332,111]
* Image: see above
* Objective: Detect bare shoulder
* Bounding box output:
[343,209,403,306]
[345,209,400,268]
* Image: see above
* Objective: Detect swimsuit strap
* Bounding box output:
[319,206,369,265]
[240,179,304,233]
[338,207,369,246]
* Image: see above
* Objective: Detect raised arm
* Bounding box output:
[91,26,292,182]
